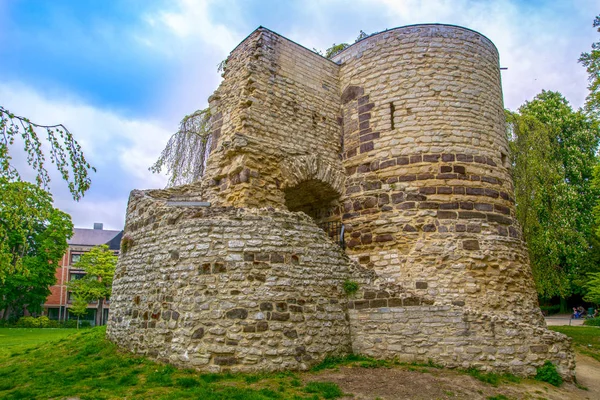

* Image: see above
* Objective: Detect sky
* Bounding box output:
[0,0,598,230]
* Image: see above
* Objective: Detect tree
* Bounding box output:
[68,245,117,326]
[0,179,73,316]
[0,106,95,200]
[584,272,600,306]
[149,108,212,187]
[69,295,90,329]
[507,91,600,304]
[579,15,600,115]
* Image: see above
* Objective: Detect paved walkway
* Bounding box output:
[545,314,586,326]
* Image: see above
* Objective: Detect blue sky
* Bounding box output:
[1,0,598,230]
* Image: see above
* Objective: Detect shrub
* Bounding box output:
[342,280,359,296]
[16,316,40,328]
[535,361,563,386]
[583,317,600,326]
[37,316,50,328]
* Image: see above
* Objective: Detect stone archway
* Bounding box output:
[279,154,345,221]
[284,179,339,220]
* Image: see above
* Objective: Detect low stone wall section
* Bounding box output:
[349,305,574,379]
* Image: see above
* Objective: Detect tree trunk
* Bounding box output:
[560,297,569,314]
[77,315,80,330]
[96,299,103,326]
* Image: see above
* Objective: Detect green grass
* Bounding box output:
[0,328,78,357]
[548,326,600,362]
[0,326,341,399]
[464,368,521,387]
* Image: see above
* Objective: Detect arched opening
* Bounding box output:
[284,179,339,221]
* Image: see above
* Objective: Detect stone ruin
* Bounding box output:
[107,24,575,378]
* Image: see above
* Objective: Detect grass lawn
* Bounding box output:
[0,325,597,399]
[0,327,338,399]
[549,325,600,362]
[0,328,78,358]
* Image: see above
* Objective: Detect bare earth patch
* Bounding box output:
[304,355,600,400]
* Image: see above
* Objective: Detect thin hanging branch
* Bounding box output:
[149,108,212,187]
[0,106,95,200]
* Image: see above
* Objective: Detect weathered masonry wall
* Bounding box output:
[349,306,573,377]
[108,24,575,379]
[108,190,355,372]
[204,29,345,215]
[332,25,539,317]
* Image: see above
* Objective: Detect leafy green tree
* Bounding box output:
[69,295,90,329]
[507,91,600,303]
[68,245,117,326]
[0,179,73,317]
[579,15,600,115]
[584,272,600,306]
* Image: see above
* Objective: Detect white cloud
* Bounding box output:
[133,0,247,121]
[0,82,170,230]
[363,0,597,110]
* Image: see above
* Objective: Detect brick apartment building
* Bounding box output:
[43,223,122,326]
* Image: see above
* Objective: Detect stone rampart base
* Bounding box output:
[107,192,354,372]
[349,306,574,379]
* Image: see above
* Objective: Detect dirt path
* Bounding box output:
[574,353,600,397]
[304,354,600,400]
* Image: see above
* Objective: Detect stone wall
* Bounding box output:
[332,25,539,318]
[203,28,345,214]
[108,189,356,372]
[348,305,573,378]
[107,24,575,379]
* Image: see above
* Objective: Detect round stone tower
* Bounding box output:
[333,24,539,319]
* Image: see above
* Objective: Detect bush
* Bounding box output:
[535,361,563,386]
[16,316,41,328]
[583,317,600,326]
[11,316,85,328]
[342,280,359,296]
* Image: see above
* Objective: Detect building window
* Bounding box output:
[69,273,84,282]
[71,253,81,265]
[47,308,60,320]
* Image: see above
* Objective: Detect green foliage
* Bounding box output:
[68,244,117,326]
[324,43,349,59]
[579,15,600,115]
[68,244,117,304]
[120,235,134,254]
[303,381,344,399]
[0,179,73,313]
[507,91,600,300]
[150,108,212,187]
[15,316,50,328]
[0,106,94,200]
[584,272,600,306]
[534,361,562,387]
[583,317,600,326]
[342,279,359,295]
[69,295,90,324]
[465,368,520,386]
